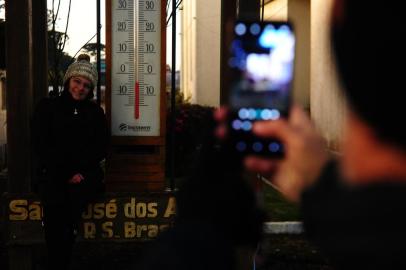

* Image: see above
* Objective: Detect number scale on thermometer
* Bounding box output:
[111,0,161,136]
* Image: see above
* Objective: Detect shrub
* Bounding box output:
[166,101,215,177]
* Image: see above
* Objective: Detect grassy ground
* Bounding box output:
[262,184,301,221]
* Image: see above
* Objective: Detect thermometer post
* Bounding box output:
[106,0,166,191]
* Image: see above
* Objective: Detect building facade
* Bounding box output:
[180,0,221,106]
[180,0,345,150]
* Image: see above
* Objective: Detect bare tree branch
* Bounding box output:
[71,32,98,62]
[52,0,61,26]
[166,0,171,16]
[60,0,72,52]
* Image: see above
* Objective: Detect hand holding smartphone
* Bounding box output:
[226,20,295,158]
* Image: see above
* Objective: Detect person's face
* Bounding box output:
[69,76,92,101]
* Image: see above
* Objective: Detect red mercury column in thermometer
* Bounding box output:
[135,81,140,119]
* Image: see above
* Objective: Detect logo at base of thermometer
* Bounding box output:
[119,123,151,132]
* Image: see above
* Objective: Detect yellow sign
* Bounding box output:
[5,193,176,242]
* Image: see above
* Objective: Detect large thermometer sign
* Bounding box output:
[109,0,162,136]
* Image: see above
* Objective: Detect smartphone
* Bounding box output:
[227,20,295,157]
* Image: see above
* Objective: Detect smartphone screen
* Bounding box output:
[227,21,295,157]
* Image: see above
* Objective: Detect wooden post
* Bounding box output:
[5,0,48,269]
[6,0,33,193]
[6,1,34,269]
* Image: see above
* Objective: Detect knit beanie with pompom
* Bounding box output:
[63,54,98,88]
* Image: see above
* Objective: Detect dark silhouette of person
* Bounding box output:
[32,54,108,270]
[214,1,406,269]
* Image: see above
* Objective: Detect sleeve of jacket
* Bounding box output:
[300,160,344,244]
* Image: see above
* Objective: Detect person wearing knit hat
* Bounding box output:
[63,54,98,100]
[32,54,108,269]
[64,54,98,88]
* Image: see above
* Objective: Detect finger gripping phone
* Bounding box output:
[227,21,295,157]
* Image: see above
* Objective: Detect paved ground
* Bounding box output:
[257,234,334,270]
[0,176,334,269]
[1,234,334,270]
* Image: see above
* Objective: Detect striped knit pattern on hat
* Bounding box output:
[63,54,98,88]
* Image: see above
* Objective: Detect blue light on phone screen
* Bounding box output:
[232,119,242,130]
[260,109,272,120]
[270,109,280,120]
[248,108,257,120]
[259,25,277,48]
[250,23,261,35]
[235,23,247,36]
[238,108,249,119]
[241,121,252,131]
[269,142,280,153]
[236,141,247,152]
[253,142,264,152]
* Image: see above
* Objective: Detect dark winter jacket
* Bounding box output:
[32,90,108,202]
[302,161,406,269]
